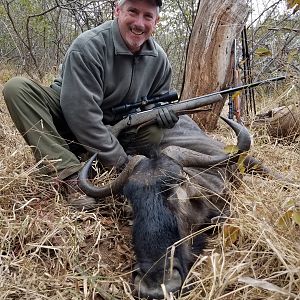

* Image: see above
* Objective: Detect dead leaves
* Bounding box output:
[223,144,248,174]
[286,0,300,12]
[223,224,240,247]
[277,198,300,227]
[278,210,300,227]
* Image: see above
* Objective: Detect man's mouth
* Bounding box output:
[130,28,144,35]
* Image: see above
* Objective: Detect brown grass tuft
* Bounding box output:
[0,76,299,299]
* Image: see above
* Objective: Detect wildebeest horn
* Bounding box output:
[162,117,251,167]
[220,116,251,152]
[78,153,145,198]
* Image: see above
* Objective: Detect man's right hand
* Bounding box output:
[156,107,179,129]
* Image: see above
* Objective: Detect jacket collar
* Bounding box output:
[112,19,158,57]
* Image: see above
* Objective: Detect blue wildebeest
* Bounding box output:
[78,117,254,299]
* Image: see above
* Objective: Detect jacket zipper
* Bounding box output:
[123,55,138,103]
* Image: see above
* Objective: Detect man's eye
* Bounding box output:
[145,15,154,21]
[128,9,137,15]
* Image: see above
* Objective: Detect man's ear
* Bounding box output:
[152,15,160,33]
[114,4,121,17]
[155,15,160,25]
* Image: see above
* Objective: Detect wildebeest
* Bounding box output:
[78,117,253,299]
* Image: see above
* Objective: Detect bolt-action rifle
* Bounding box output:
[111,76,285,137]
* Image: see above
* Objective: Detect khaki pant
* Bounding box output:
[2,77,163,179]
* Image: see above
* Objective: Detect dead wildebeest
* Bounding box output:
[78,117,253,299]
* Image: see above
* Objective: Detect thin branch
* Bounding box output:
[247,0,283,29]
[175,0,192,33]
[268,27,300,33]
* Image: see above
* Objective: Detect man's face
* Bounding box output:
[115,0,160,53]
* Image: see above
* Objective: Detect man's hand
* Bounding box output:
[115,154,134,172]
[156,107,179,129]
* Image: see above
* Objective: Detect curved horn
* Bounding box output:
[162,117,251,167]
[219,116,251,153]
[78,153,145,198]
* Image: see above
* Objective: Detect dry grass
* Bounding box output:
[0,75,300,300]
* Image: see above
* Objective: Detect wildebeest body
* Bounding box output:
[79,115,252,299]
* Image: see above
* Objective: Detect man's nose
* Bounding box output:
[133,15,145,28]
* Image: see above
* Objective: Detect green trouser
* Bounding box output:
[2,77,163,179]
[3,77,83,179]
[117,124,163,156]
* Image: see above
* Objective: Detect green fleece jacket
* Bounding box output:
[52,19,172,168]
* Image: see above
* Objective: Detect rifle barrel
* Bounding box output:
[177,76,286,104]
[219,76,286,96]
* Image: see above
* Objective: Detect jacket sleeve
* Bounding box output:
[60,50,128,168]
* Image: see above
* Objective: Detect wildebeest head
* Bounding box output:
[123,154,189,298]
[78,117,251,299]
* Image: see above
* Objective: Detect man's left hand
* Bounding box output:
[156,107,179,129]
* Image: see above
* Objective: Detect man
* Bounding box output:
[3,0,179,209]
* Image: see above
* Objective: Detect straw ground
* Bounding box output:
[0,75,299,299]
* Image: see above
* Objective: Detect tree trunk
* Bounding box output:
[181,0,249,131]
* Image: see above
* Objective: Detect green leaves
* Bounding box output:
[287,49,299,63]
[293,212,300,225]
[255,47,272,57]
[224,144,239,154]
[0,4,5,16]
[237,152,248,174]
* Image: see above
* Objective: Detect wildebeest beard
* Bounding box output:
[122,154,207,299]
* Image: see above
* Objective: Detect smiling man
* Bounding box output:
[115,0,160,53]
[3,0,179,209]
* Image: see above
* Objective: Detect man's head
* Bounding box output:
[115,0,161,53]
[117,0,162,9]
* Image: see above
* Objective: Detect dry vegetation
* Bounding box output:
[0,72,299,300]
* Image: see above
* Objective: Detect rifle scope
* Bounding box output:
[112,90,179,115]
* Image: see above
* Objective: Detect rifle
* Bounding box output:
[111,76,286,137]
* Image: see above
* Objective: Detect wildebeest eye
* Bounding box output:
[156,167,185,200]
[159,165,185,184]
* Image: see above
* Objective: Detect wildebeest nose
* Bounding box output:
[133,265,183,299]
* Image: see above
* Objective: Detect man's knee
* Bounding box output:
[2,77,32,104]
[137,124,163,146]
